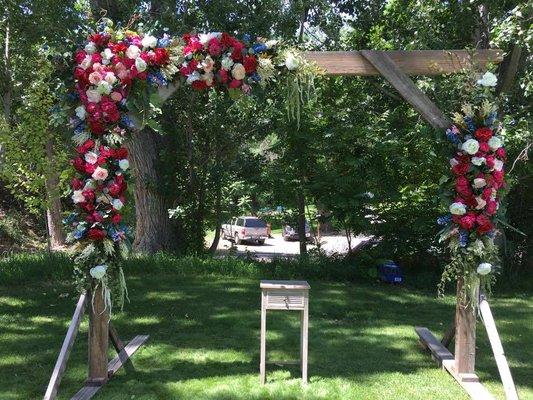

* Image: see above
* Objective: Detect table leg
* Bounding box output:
[301,297,309,384]
[260,291,266,384]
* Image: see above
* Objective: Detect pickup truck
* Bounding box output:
[221,216,268,245]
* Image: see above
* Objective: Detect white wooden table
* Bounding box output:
[260,280,310,384]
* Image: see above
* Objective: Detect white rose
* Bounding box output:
[471,157,485,166]
[488,136,502,151]
[141,35,158,49]
[221,57,234,70]
[493,159,503,171]
[101,48,113,61]
[112,199,124,210]
[473,178,486,188]
[475,197,487,210]
[71,190,85,204]
[90,265,107,279]
[84,151,98,165]
[285,52,300,70]
[97,81,112,95]
[449,158,459,167]
[126,45,141,59]
[84,42,97,54]
[449,202,466,215]
[135,57,147,72]
[476,72,497,87]
[92,166,109,181]
[232,63,246,80]
[104,72,117,85]
[477,262,492,275]
[199,33,216,45]
[462,139,480,155]
[75,106,87,120]
[265,40,278,49]
[86,88,102,103]
[119,159,129,170]
[80,55,93,70]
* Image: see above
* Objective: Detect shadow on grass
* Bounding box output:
[0,275,531,399]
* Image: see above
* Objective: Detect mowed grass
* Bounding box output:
[0,273,531,400]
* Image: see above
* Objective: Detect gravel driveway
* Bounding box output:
[216,233,371,260]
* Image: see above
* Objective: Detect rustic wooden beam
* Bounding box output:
[108,323,136,373]
[479,294,519,400]
[88,287,109,385]
[359,50,452,129]
[441,323,456,349]
[43,294,87,400]
[304,50,503,76]
[454,278,477,375]
[497,45,522,95]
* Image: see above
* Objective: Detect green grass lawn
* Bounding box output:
[0,273,531,399]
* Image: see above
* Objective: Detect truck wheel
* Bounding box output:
[234,233,241,245]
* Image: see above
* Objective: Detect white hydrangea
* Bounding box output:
[462,139,480,155]
[449,202,466,215]
[285,52,300,70]
[471,157,485,166]
[75,106,87,120]
[84,42,97,54]
[488,136,503,151]
[135,57,147,72]
[477,72,497,87]
[141,35,158,49]
[112,199,124,210]
[126,45,141,59]
[477,262,492,275]
[90,265,107,279]
[119,159,129,170]
[221,57,234,70]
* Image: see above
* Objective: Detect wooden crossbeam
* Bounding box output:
[44,294,87,400]
[415,327,454,366]
[304,50,503,76]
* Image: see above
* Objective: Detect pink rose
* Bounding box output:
[92,166,109,181]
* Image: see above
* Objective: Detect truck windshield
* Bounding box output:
[245,219,267,228]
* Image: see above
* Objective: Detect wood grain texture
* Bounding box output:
[304,50,503,76]
[415,327,454,367]
[260,280,310,290]
[360,50,452,129]
[479,296,519,400]
[43,294,87,400]
[454,278,477,375]
[88,287,109,383]
[108,323,135,373]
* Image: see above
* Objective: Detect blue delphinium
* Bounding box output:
[147,71,168,87]
[463,116,476,132]
[74,121,86,135]
[157,34,171,48]
[120,115,135,129]
[485,111,497,127]
[250,72,261,82]
[437,215,452,226]
[252,43,267,54]
[73,226,86,240]
[63,213,78,225]
[459,230,469,247]
[242,33,251,42]
[446,128,461,145]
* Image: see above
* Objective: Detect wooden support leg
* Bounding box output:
[109,323,135,373]
[300,293,309,384]
[441,322,456,349]
[88,286,109,385]
[454,278,476,375]
[260,291,266,385]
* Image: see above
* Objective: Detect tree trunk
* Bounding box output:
[297,190,307,256]
[2,15,12,122]
[44,138,65,249]
[127,128,174,253]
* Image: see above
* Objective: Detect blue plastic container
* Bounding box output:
[378,261,404,284]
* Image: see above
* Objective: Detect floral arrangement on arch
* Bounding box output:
[438,71,507,306]
[64,19,320,310]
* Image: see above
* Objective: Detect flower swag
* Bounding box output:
[438,71,507,309]
[64,19,321,311]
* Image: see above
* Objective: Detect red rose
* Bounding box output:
[492,170,504,185]
[481,187,493,200]
[111,213,122,224]
[486,201,498,215]
[452,162,470,176]
[71,178,84,190]
[90,33,108,46]
[220,33,234,48]
[112,42,127,54]
[208,38,222,56]
[137,71,147,80]
[243,55,257,73]
[229,79,242,89]
[192,80,208,91]
[231,42,244,60]
[82,189,95,201]
[474,127,493,142]
[114,147,128,159]
[75,50,87,64]
[478,142,490,153]
[87,228,106,241]
[459,213,477,230]
[465,195,478,208]
[91,53,102,64]
[84,163,96,174]
[72,157,85,173]
[108,182,122,197]
[476,214,493,234]
[218,69,229,83]
[152,48,169,66]
[89,120,105,135]
[496,148,506,159]
[74,68,89,84]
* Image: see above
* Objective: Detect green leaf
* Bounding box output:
[438,175,449,185]
[146,119,163,134]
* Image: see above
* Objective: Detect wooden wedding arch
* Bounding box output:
[45,48,512,400]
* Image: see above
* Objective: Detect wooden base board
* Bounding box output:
[415,327,494,400]
[70,335,149,400]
